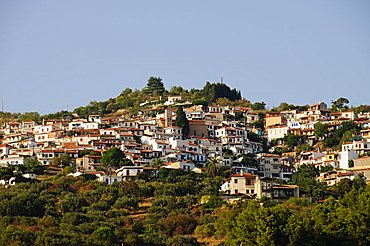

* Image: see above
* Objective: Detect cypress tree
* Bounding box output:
[175,106,190,138]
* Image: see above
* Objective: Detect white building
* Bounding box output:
[220,173,258,195]
[0,154,26,166]
[339,149,358,169]
[267,126,289,142]
[34,125,55,134]
[88,115,102,124]
[164,96,182,105]
[69,120,99,131]
[97,174,123,185]
[342,139,370,155]
[116,166,144,179]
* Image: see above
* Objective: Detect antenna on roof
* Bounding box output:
[220,76,224,84]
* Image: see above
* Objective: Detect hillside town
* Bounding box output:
[1,94,369,201]
[2,1,369,244]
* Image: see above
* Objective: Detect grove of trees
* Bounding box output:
[0,165,368,245]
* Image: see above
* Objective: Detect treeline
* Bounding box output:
[72,78,243,118]
[0,111,73,124]
[2,77,370,122]
[0,78,244,121]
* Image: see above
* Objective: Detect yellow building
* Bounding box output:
[265,114,286,128]
[351,156,370,183]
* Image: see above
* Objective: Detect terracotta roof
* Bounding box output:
[140,150,154,153]
[0,144,15,148]
[231,173,256,178]
[261,153,280,157]
[85,171,103,175]
[189,120,206,124]
[353,156,370,161]
[337,172,355,177]
[85,155,102,159]
[272,184,298,189]
[40,149,54,153]
[62,142,78,148]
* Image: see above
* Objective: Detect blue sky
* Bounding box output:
[0,0,369,113]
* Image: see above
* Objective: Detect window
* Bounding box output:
[234,189,238,194]
[234,179,238,184]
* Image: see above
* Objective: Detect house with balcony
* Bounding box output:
[76,155,102,172]
[220,173,257,195]
[221,174,299,200]
[317,171,360,186]
[351,156,370,182]
[116,166,144,179]
[255,177,299,200]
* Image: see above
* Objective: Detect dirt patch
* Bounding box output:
[196,237,224,246]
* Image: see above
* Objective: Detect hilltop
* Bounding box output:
[1,77,369,125]
[1,78,248,122]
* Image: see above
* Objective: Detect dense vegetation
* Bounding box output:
[195,186,370,245]
[0,169,214,245]
[0,164,369,245]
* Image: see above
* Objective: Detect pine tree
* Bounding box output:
[145,76,165,96]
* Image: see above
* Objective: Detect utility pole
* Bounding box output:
[1,100,3,112]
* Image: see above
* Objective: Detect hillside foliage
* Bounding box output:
[0,171,368,245]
